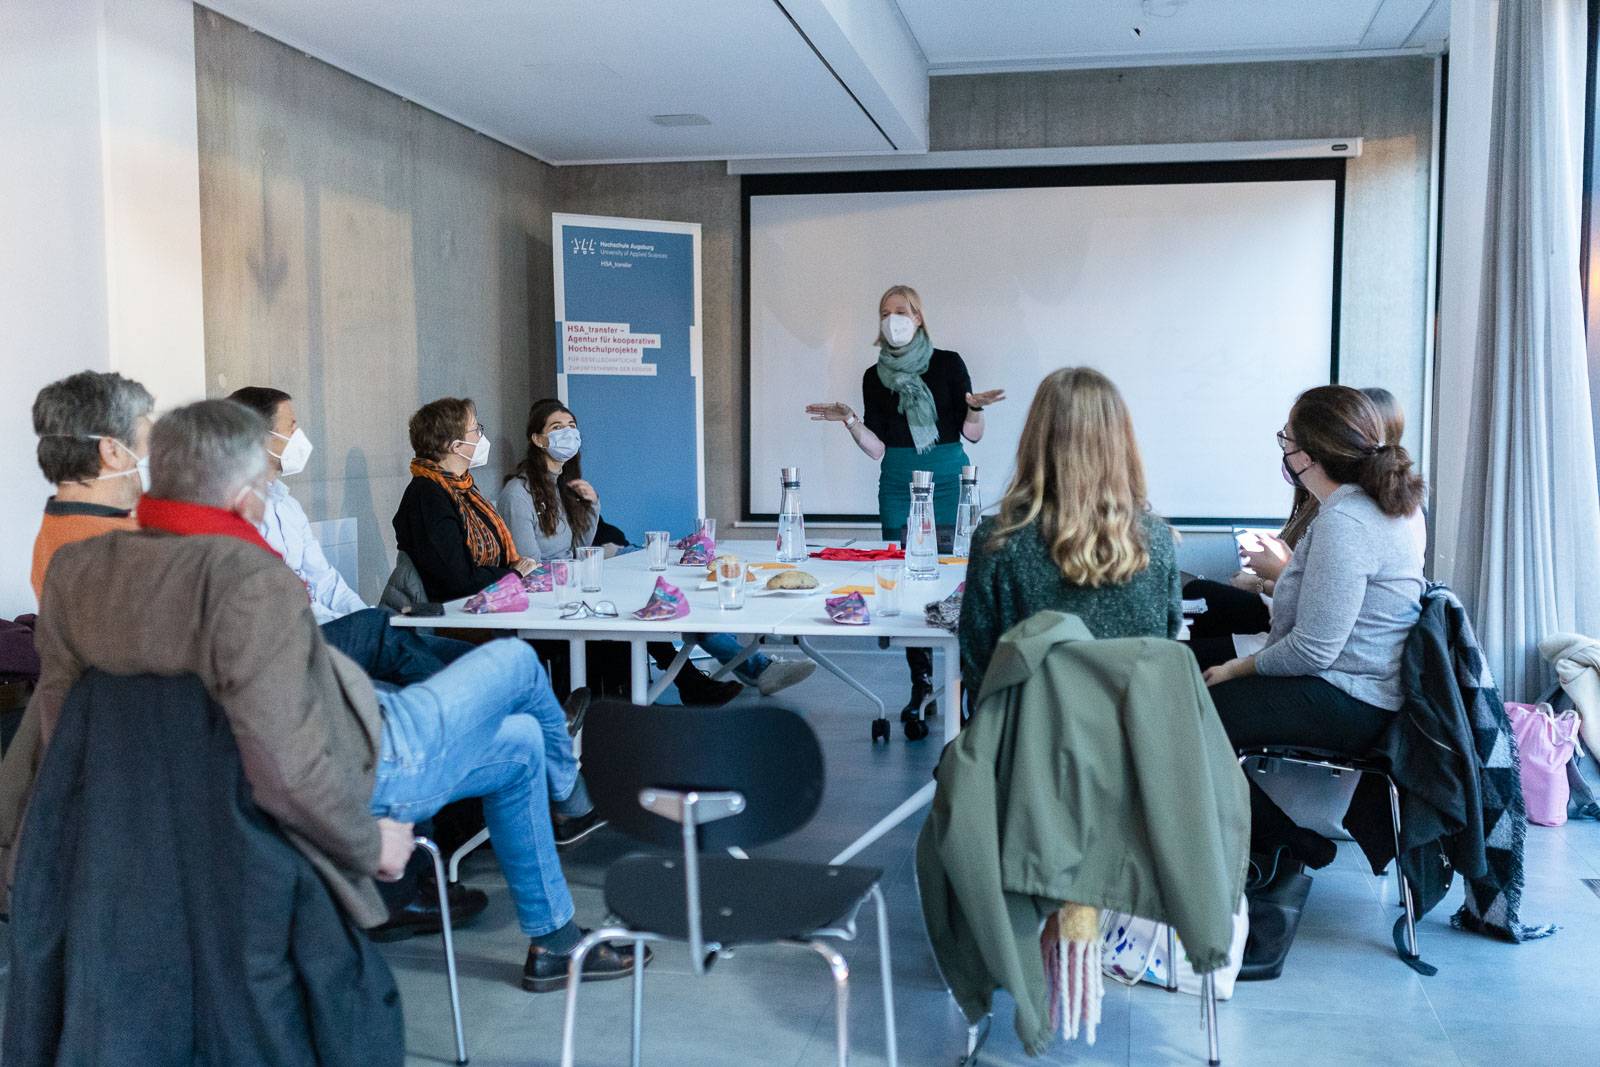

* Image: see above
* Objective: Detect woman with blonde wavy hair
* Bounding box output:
[958,367,1181,692]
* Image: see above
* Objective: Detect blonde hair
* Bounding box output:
[989,367,1151,587]
[876,285,930,343]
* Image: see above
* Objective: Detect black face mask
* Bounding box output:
[1281,449,1308,489]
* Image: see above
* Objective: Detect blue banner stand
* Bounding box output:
[552,213,704,543]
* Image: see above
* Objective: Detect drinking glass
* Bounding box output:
[576,546,604,592]
[875,561,903,617]
[698,517,717,544]
[645,530,671,571]
[716,554,746,610]
[551,560,579,609]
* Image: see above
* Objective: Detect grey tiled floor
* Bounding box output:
[385,645,1600,1066]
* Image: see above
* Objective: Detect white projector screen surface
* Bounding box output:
[747,178,1337,522]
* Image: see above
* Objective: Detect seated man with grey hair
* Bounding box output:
[0,400,644,992]
[28,371,154,600]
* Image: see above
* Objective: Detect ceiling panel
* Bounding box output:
[197,0,892,163]
[897,0,1448,73]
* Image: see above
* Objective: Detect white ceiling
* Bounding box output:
[195,0,1449,165]
[900,0,1450,74]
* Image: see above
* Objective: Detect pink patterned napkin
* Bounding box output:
[825,591,870,626]
[463,574,529,614]
[520,561,553,594]
[633,576,691,621]
[678,530,716,566]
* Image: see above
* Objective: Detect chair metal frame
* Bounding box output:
[1237,748,1419,959]
[557,788,898,1067]
[413,837,468,1065]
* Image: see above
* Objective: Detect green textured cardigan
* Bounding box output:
[917,612,1251,1055]
[959,511,1183,693]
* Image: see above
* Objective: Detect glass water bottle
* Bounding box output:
[776,466,808,563]
[951,465,981,557]
[905,470,939,579]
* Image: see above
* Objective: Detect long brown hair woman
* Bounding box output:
[958,367,1181,692]
[496,399,598,561]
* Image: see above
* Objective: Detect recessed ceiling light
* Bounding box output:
[650,113,711,127]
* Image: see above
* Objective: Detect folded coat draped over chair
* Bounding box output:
[3,672,403,1066]
[1539,630,1600,756]
[1342,585,1553,945]
[916,612,1250,1056]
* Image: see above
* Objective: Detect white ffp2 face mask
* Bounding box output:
[269,428,314,477]
[881,313,917,348]
[458,433,491,470]
[545,427,581,462]
[95,438,150,493]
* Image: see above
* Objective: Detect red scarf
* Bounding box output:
[137,496,280,558]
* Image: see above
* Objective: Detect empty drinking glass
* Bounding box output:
[698,517,717,545]
[551,560,579,609]
[645,530,671,571]
[576,546,604,592]
[716,554,746,610]
[875,561,903,617]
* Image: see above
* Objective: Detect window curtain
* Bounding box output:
[1455,0,1600,702]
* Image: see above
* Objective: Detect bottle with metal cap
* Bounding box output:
[776,466,808,563]
[905,469,939,579]
[951,464,981,558]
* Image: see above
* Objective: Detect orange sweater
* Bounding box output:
[31,504,139,601]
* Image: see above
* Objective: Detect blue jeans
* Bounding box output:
[321,607,475,687]
[698,632,771,685]
[370,638,580,937]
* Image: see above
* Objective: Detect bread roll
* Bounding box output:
[765,570,819,590]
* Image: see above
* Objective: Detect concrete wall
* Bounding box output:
[194,9,557,601]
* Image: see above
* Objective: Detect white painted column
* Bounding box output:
[0,0,206,615]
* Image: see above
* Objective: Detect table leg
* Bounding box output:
[941,638,961,743]
[568,637,587,689]
[706,637,762,682]
[830,781,936,867]
[629,639,650,706]
[646,642,695,705]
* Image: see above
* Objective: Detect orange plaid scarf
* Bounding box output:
[409,459,520,568]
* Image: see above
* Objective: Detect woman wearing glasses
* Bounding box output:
[498,398,815,702]
[1201,386,1425,979]
[393,397,539,603]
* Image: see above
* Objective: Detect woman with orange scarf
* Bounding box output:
[393,397,539,603]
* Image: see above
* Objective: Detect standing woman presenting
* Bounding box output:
[806,285,1004,721]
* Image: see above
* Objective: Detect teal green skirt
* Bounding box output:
[878,442,968,541]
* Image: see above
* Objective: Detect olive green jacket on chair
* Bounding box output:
[916,612,1250,1054]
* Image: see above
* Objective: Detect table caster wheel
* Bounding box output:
[871,718,890,743]
[904,717,929,741]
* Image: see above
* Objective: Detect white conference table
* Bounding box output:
[391,540,965,865]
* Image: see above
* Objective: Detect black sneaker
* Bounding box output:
[369,882,490,943]
[522,935,652,993]
[553,808,607,851]
[564,686,591,737]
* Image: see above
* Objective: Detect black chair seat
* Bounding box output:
[605,855,882,945]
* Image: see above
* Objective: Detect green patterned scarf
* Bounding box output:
[874,329,938,454]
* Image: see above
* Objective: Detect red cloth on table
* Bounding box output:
[809,546,904,562]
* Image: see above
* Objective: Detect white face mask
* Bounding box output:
[269,427,314,477]
[881,313,917,348]
[545,427,581,462]
[94,438,150,493]
[455,433,491,470]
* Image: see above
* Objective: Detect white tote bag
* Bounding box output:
[1099,896,1248,1000]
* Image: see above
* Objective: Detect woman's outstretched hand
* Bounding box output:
[965,389,1006,409]
[806,402,854,422]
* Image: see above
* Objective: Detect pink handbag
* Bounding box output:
[1505,702,1581,826]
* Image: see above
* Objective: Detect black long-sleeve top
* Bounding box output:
[392,476,514,602]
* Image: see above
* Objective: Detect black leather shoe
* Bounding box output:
[564,686,591,737]
[369,882,489,943]
[553,808,607,851]
[522,935,652,993]
[673,665,741,707]
[900,673,936,722]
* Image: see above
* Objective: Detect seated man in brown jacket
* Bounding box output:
[0,400,643,992]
